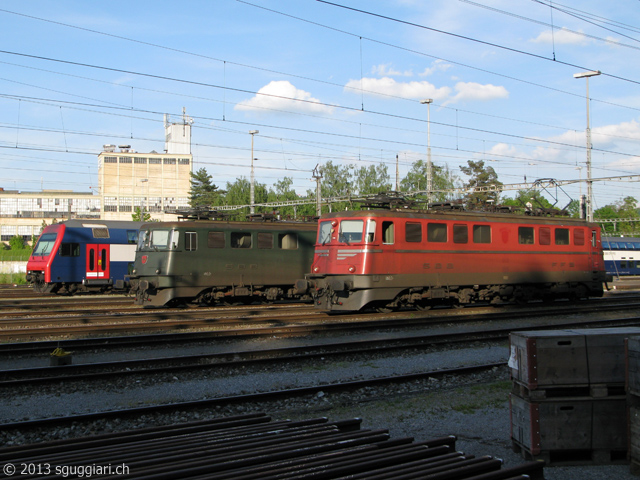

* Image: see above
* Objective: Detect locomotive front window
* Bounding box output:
[339,220,364,244]
[318,221,332,245]
[33,233,57,256]
[366,219,376,243]
[139,229,178,250]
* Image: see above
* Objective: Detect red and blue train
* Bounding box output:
[26,220,145,295]
[296,208,607,312]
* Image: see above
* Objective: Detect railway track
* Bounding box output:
[1,294,640,343]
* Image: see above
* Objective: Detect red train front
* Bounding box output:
[297,209,607,312]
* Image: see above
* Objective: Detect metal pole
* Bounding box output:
[420,99,433,204]
[573,70,600,222]
[249,130,259,214]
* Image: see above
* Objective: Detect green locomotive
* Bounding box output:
[130,218,317,307]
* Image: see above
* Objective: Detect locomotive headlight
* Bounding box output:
[132,269,136,274]
[331,220,338,227]
[155,269,161,274]
[313,266,320,273]
[348,265,356,273]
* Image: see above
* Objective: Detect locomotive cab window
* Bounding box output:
[555,228,570,245]
[318,221,332,245]
[339,220,364,244]
[405,222,422,243]
[259,233,274,249]
[473,225,491,244]
[278,233,298,250]
[232,232,252,249]
[208,232,225,248]
[453,224,468,244]
[185,232,197,251]
[518,227,534,245]
[138,229,178,251]
[366,219,376,243]
[427,223,447,243]
[60,243,80,257]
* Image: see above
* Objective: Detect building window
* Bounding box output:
[163,158,176,165]
[119,157,132,164]
[103,156,117,163]
[178,158,190,165]
[134,157,147,164]
[149,158,162,164]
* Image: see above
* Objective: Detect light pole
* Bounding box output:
[139,178,148,215]
[249,130,259,214]
[420,99,433,204]
[573,70,600,222]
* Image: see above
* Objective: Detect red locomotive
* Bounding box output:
[296,208,607,312]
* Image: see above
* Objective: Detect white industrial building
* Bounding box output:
[0,112,193,244]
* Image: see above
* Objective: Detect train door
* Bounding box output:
[86,244,110,279]
[589,229,602,272]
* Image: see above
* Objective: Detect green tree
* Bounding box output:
[354,164,392,196]
[459,160,502,208]
[189,168,224,209]
[400,160,458,204]
[595,196,640,235]
[9,235,25,250]
[132,207,151,222]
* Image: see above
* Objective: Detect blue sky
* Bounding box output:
[1,0,639,211]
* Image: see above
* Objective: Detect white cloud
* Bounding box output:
[371,64,413,77]
[531,27,590,46]
[446,82,509,104]
[344,77,451,100]
[235,81,334,114]
[419,60,453,77]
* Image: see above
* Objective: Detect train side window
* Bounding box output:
[126,230,138,244]
[555,228,569,245]
[259,232,274,249]
[453,224,468,244]
[574,228,585,246]
[518,227,534,245]
[231,232,252,249]
[278,233,298,250]
[539,227,551,246]
[89,249,95,270]
[366,219,376,243]
[405,222,422,243]
[621,261,627,268]
[100,248,107,271]
[208,232,225,248]
[60,243,80,257]
[185,232,197,251]
[427,223,447,243]
[473,225,491,244]
[382,221,394,244]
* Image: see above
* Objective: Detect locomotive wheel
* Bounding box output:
[33,280,54,294]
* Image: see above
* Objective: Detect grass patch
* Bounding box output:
[0,274,28,285]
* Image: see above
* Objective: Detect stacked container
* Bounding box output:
[509,327,639,465]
